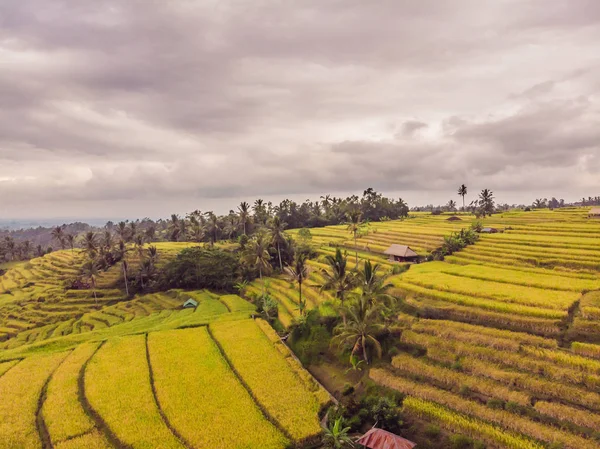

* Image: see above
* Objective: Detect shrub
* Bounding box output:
[159,247,239,290]
[450,434,474,449]
[424,424,441,439]
[486,399,504,410]
[342,383,354,396]
[368,397,403,433]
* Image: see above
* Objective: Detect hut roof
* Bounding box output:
[446,216,462,221]
[357,428,416,449]
[589,208,600,216]
[383,244,418,258]
[182,298,198,308]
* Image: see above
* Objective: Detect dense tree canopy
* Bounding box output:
[160,247,240,291]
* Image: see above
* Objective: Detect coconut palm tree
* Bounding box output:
[241,231,272,294]
[128,222,137,242]
[458,184,467,212]
[333,294,384,364]
[51,226,66,249]
[116,221,128,242]
[147,245,158,265]
[134,234,145,258]
[284,252,310,316]
[145,224,156,242]
[447,199,457,212]
[321,417,354,449]
[478,189,495,217]
[66,234,76,252]
[82,231,98,258]
[238,201,251,235]
[346,209,363,269]
[168,215,181,241]
[268,216,287,271]
[205,212,220,245]
[355,260,394,308]
[82,260,99,305]
[320,248,355,310]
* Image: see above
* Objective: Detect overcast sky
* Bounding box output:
[1,0,599,221]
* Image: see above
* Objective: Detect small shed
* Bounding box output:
[480,227,499,233]
[384,244,419,262]
[357,428,416,449]
[589,208,600,218]
[182,298,198,309]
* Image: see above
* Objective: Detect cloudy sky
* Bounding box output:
[1,0,599,220]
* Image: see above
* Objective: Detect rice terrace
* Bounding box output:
[1,193,600,449]
[2,1,600,448]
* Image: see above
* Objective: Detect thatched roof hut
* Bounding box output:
[383,244,419,262]
[589,208,600,218]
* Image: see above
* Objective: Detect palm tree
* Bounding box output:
[356,260,394,307]
[333,294,384,364]
[205,212,220,245]
[51,226,66,249]
[346,209,363,269]
[458,184,467,212]
[134,234,145,258]
[268,216,287,271]
[147,245,158,265]
[321,417,354,449]
[168,214,181,241]
[238,201,250,235]
[145,225,156,242]
[82,260,99,305]
[127,222,137,242]
[284,252,310,316]
[66,234,76,252]
[241,231,272,294]
[447,199,456,211]
[138,259,156,290]
[320,248,355,310]
[82,231,98,258]
[102,230,113,251]
[478,189,495,217]
[116,221,128,242]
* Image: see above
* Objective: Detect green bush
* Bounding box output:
[450,434,474,449]
[159,247,239,290]
[424,424,441,439]
[486,398,504,410]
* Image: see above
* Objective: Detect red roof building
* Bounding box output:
[357,428,416,449]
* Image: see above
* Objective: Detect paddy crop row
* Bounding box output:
[0,316,323,448]
[371,368,598,449]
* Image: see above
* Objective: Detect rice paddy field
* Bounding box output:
[266,208,600,447]
[0,286,330,448]
[0,242,199,348]
[3,208,600,448]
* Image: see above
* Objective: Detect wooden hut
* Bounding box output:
[589,208,600,218]
[383,244,419,262]
[357,428,416,449]
[182,298,198,309]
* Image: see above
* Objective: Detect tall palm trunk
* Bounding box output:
[122,261,129,296]
[298,278,303,315]
[462,196,465,212]
[354,232,359,269]
[277,242,283,271]
[260,265,264,296]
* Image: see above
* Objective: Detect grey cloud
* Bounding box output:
[0,0,599,218]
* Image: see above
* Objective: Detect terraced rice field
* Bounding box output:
[359,208,600,448]
[0,294,328,448]
[0,243,200,349]
[280,209,600,446]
